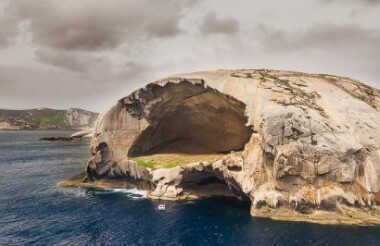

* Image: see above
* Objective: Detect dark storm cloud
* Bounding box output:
[200,11,239,35]
[8,0,185,51]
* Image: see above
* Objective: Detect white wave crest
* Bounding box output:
[57,187,89,198]
[98,188,148,199]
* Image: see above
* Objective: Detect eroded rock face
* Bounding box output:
[90,79,252,160]
[80,69,380,224]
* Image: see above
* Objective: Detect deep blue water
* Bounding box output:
[1,131,380,245]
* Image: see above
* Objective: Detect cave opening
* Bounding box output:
[207,196,252,212]
[127,80,253,157]
[180,169,252,211]
[121,80,253,209]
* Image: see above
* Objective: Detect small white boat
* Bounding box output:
[158,204,166,211]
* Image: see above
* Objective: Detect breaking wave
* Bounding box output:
[93,188,148,199]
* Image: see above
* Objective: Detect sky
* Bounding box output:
[0,0,379,112]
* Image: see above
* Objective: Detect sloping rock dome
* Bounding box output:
[63,69,380,225]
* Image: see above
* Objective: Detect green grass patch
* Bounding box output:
[131,157,184,169]
[131,153,225,169]
[162,161,182,168]
[132,158,157,169]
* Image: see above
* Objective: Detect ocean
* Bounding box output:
[0,131,379,245]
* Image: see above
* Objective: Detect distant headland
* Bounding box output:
[0,108,98,130]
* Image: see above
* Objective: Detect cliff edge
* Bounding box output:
[62,69,380,225]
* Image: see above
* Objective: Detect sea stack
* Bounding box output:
[63,69,380,225]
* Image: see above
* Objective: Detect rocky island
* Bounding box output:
[61,69,380,225]
[0,108,98,130]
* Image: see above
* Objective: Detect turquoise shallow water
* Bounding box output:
[0,131,380,245]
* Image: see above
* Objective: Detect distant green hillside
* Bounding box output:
[0,108,98,130]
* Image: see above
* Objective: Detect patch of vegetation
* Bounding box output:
[131,153,225,169]
[132,158,159,169]
[132,157,184,169]
[31,111,68,128]
[315,74,380,111]
[231,72,254,78]
[258,71,327,117]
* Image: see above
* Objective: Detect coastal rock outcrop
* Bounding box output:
[64,69,380,225]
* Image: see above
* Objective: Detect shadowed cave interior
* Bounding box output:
[127,80,253,157]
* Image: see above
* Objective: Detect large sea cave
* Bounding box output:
[126,80,253,157]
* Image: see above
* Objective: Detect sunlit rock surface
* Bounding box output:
[63,69,380,225]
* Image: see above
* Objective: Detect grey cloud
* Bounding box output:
[0,65,103,110]
[316,0,380,5]
[8,0,186,51]
[34,48,118,77]
[143,13,182,38]
[35,49,94,72]
[0,19,16,47]
[183,0,200,6]
[258,24,380,52]
[120,62,151,80]
[0,4,19,47]
[34,48,152,80]
[0,63,154,111]
[200,11,239,35]
[256,23,380,87]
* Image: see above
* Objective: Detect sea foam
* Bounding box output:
[96,188,148,199]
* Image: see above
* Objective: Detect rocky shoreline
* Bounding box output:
[60,166,380,226]
[251,205,380,226]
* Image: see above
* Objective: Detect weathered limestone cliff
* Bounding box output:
[62,69,380,225]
